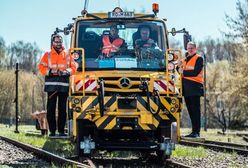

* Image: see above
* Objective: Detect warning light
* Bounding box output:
[152,3,159,15]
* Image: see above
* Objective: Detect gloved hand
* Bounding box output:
[58,70,70,76]
[178,67,183,74]
[177,59,183,66]
[48,69,58,76]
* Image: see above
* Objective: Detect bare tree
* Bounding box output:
[0,71,46,122]
[225,0,248,45]
[206,55,248,130]
[0,37,6,68]
[198,37,236,63]
[7,41,42,72]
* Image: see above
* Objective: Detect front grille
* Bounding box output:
[100,77,148,91]
[104,84,120,88]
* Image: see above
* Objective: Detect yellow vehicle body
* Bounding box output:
[66,6,183,157]
[70,70,182,130]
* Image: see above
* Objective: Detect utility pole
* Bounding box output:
[15,63,19,133]
[203,53,207,131]
[32,85,35,114]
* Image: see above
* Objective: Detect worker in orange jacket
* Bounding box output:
[178,41,204,138]
[38,34,77,137]
[101,25,126,57]
[135,25,156,49]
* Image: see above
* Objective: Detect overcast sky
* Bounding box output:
[0,0,237,51]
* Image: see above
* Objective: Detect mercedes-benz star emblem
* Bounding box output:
[120,78,130,88]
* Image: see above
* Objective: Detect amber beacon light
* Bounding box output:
[152,3,159,15]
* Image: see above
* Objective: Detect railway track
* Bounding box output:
[166,159,192,168]
[0,135,192,168]
[0,135,93,168]
[67,152,192,168]
[179,138,248,156]
[243,136,248,142]
[91,156,191,168]
[236,133,248,143]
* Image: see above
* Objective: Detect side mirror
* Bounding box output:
[56,27,64,33]
[64,28,69,35]
[183,33,192,50]
[168,28,192,49]
[64,24,73,35]
[171,28,176,36]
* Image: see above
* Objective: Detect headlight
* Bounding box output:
[168,62,175,71]
[168,53,174,61]
[73,98,80,104]
[75,107,81,112]
[171,98,176,104]
[170,107,176,113]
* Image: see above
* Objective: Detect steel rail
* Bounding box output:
[166,159,192,168]
[243,136,248,143]
[179,139,248,156]
[0,135,92,168]
[91,155,192,168]
[204,139,248,149]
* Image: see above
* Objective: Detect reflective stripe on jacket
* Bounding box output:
[38,47,77,92]
[182,54,204,84]
[102,35,123,56]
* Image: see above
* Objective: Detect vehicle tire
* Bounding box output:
[156,150,170,162]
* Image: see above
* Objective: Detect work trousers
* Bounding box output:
[47,91,68,134]
[184,96,201,134]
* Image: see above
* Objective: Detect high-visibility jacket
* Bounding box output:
[182,54,204,84]
[102,35,123,56]
[38,47,77,92]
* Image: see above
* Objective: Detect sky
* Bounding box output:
[0,0,238,52]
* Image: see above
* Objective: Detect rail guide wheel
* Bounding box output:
[76,119,95,157]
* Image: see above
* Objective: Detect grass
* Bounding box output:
[172,145,207,158]
[0,124,74,157]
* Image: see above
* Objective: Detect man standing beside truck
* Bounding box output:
[38,34,77,137]
[178,41,204,138]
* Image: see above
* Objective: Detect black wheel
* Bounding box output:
[156,151,170,161]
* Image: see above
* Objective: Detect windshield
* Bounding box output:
[75,20,168,71]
